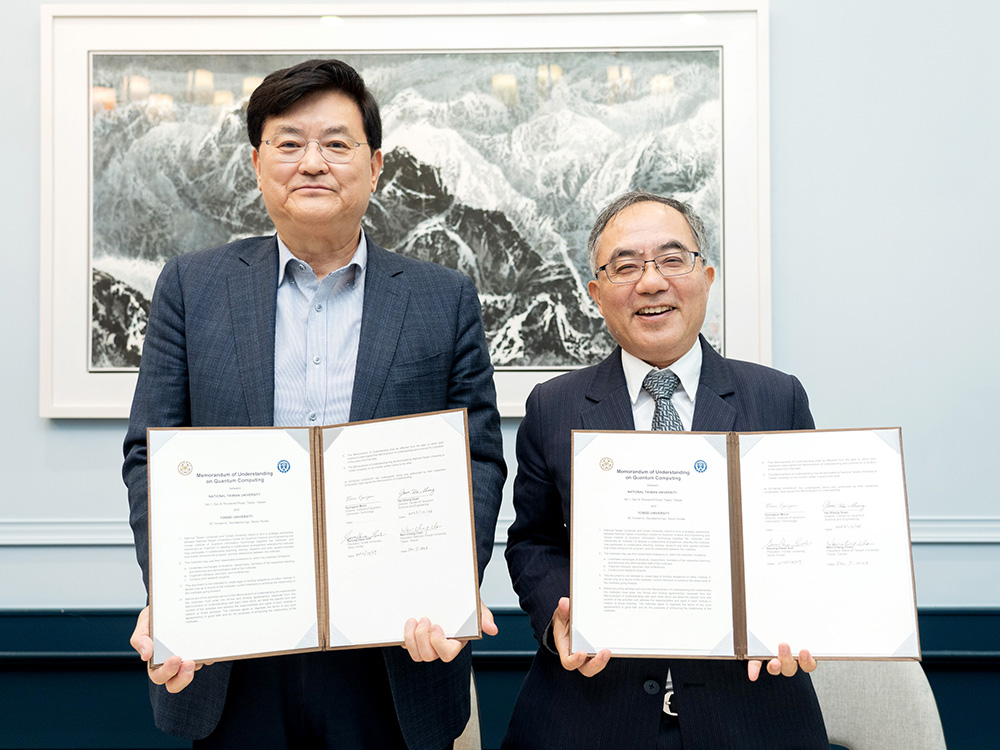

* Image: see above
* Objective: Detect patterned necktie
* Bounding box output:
[643,369,684,431]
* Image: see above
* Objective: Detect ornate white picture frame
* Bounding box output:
[40,2,770,417]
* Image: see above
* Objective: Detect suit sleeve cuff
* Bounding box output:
[541,619,558,655]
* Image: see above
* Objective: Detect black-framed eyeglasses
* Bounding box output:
[261,136,369,164]
[596,251,703,284]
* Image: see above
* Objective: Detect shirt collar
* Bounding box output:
[621,338,703,406]
[276,231,368,287]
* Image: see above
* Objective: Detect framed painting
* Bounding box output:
[40,2,771,417]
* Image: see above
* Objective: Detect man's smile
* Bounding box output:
[635,304,676,317]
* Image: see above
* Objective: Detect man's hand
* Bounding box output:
[552,597,610,677]
[747,643,817,681]
[402,603,499,663]
[130,605,205,693]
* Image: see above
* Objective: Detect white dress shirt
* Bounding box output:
[619,337,703,702]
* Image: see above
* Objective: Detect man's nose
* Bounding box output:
[634,260,669,292]
[298,141,329,172]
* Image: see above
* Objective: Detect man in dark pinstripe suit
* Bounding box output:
[503,192,828,749]
[123,59,505,750]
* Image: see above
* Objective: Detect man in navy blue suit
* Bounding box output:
[123,59,505,749]
[503,192,828,749]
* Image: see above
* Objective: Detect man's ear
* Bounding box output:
[587,278,603,316]
[702,264,715,291]
[251,147,262,191]
[369,149,384,193]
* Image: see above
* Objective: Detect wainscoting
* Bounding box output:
[1,609,996,749]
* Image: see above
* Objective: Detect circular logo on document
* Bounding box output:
[277,460,291,473]
[177,461,193,476]
[599,457,614,471]
[694,460,708,473]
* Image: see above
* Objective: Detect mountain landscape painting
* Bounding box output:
[90,51,723,371]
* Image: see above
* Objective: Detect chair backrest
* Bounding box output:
[454,671,482,750]
[810,660,947,750]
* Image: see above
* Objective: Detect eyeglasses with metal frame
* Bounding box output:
[261,135,369,164]
[596,250,703,284]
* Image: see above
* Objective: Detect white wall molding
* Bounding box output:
[493,517,1000,546]
[908,517,1000,544]
[0,520,134,546]
[2,516,999,547]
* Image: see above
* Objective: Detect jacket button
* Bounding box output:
[643,680,660,695]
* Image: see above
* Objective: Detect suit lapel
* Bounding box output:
[580,348,635,430]
[692,336,737,432]
[228,236,278,427]
[350,243,410,422]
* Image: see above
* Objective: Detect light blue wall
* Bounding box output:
[3,0,998,611]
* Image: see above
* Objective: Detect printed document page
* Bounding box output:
[571,431,735,656]
[739,429,919,658]
[322,411,480,647]
[148,428,320,664]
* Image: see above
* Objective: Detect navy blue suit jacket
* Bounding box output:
[123,235,506,746]
[503,338,828,750]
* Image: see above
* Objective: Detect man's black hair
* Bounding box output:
[246,59,382,151]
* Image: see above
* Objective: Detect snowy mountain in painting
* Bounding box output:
[90,51,722,369]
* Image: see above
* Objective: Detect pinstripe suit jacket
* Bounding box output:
[123,235,505,746]
[503,338,828,750]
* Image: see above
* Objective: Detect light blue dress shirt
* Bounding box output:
[272,232,366,427]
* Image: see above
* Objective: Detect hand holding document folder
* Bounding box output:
[570,427,919,662]
[145,410,483,668]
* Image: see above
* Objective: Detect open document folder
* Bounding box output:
[570,428,919,661]
[147,409,481,667]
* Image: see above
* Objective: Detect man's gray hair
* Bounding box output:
[587,191,709,276]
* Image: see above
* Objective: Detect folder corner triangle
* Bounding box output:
[572,626,595,655]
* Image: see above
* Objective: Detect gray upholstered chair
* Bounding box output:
[810,661,947,750]
[455,672,482,750]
